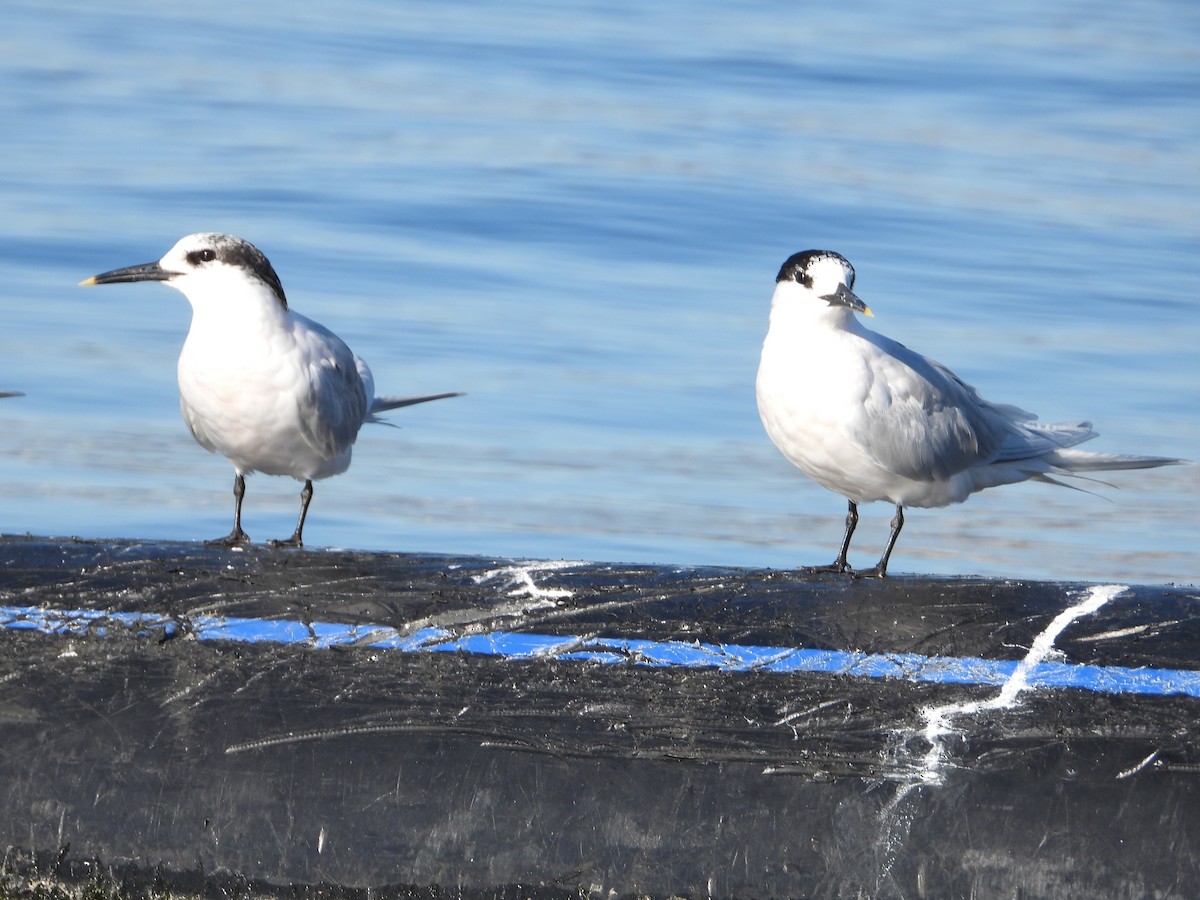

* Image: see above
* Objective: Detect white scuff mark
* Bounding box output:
[162,669,222,706]
[529,632,602,659]
[773,698,847,728]
[1116,750,1160,780]
[473,561,584,602]
[317,825,326,854]
[384,561,587,640]
[1076,620,1180,642]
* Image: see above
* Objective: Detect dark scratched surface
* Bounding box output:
[1,536,1199,898]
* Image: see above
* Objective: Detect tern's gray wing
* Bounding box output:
[993,419,1098,461]
[295,318,369,459]
[846,332,1021,481]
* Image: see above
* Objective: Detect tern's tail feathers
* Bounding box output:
[961,443,1185,502]
[1041,448,1187,473]
[998,421,1186,472]
[369,391,463,415]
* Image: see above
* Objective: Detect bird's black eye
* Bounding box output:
[786,263,813,288]
[187,248,217,265]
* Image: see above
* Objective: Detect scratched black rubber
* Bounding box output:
[1,535,1198,899]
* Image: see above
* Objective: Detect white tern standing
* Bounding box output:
[83,232,461,548]
[756,249,1183,578]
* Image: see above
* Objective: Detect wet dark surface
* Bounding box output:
[1,536,1199,898]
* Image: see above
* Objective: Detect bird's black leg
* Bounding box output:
[854,504,904,579]
[804,499,858,574]
[206,474,251,547]
[269,479,313,549]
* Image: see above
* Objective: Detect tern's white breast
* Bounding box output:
[755,302,976,508]
[177,307,362,480]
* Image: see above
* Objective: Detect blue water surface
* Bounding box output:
[0,1,1197,583]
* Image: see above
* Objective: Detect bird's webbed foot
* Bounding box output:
[850,564,888,579]
[205,528,251,548]
[267,533,303,549]
[802,560,853,575]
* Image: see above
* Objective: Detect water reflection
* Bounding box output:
[0,0,1196,583]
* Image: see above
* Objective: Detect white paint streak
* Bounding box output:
[875,584,1128,888]
[473,561,583,601]
[914,584,1127,785]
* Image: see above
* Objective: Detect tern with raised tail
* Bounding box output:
[756,250,1183,578]
[83,232,461,548]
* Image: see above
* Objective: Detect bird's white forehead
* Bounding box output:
[805,252,854,287]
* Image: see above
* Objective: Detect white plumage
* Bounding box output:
[84,232,459,547]
[756,249,1182,577]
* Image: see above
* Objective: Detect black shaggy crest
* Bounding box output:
[776,250,854,291]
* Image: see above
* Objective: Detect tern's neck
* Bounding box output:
[181,282,291,339]
[767,285,861,336]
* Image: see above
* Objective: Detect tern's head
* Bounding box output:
[775,250,872,317]
[82,233,288,311]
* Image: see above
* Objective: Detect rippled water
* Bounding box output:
[1,1,1197,583]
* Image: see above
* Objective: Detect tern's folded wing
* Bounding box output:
[845,335,1016,482]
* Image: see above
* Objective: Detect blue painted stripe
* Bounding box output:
[2,604,1199,698]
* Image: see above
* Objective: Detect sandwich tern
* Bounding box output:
[83,232,460,548]
[756,249,1183,578]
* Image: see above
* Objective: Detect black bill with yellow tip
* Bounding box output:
[80,262,171,286]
